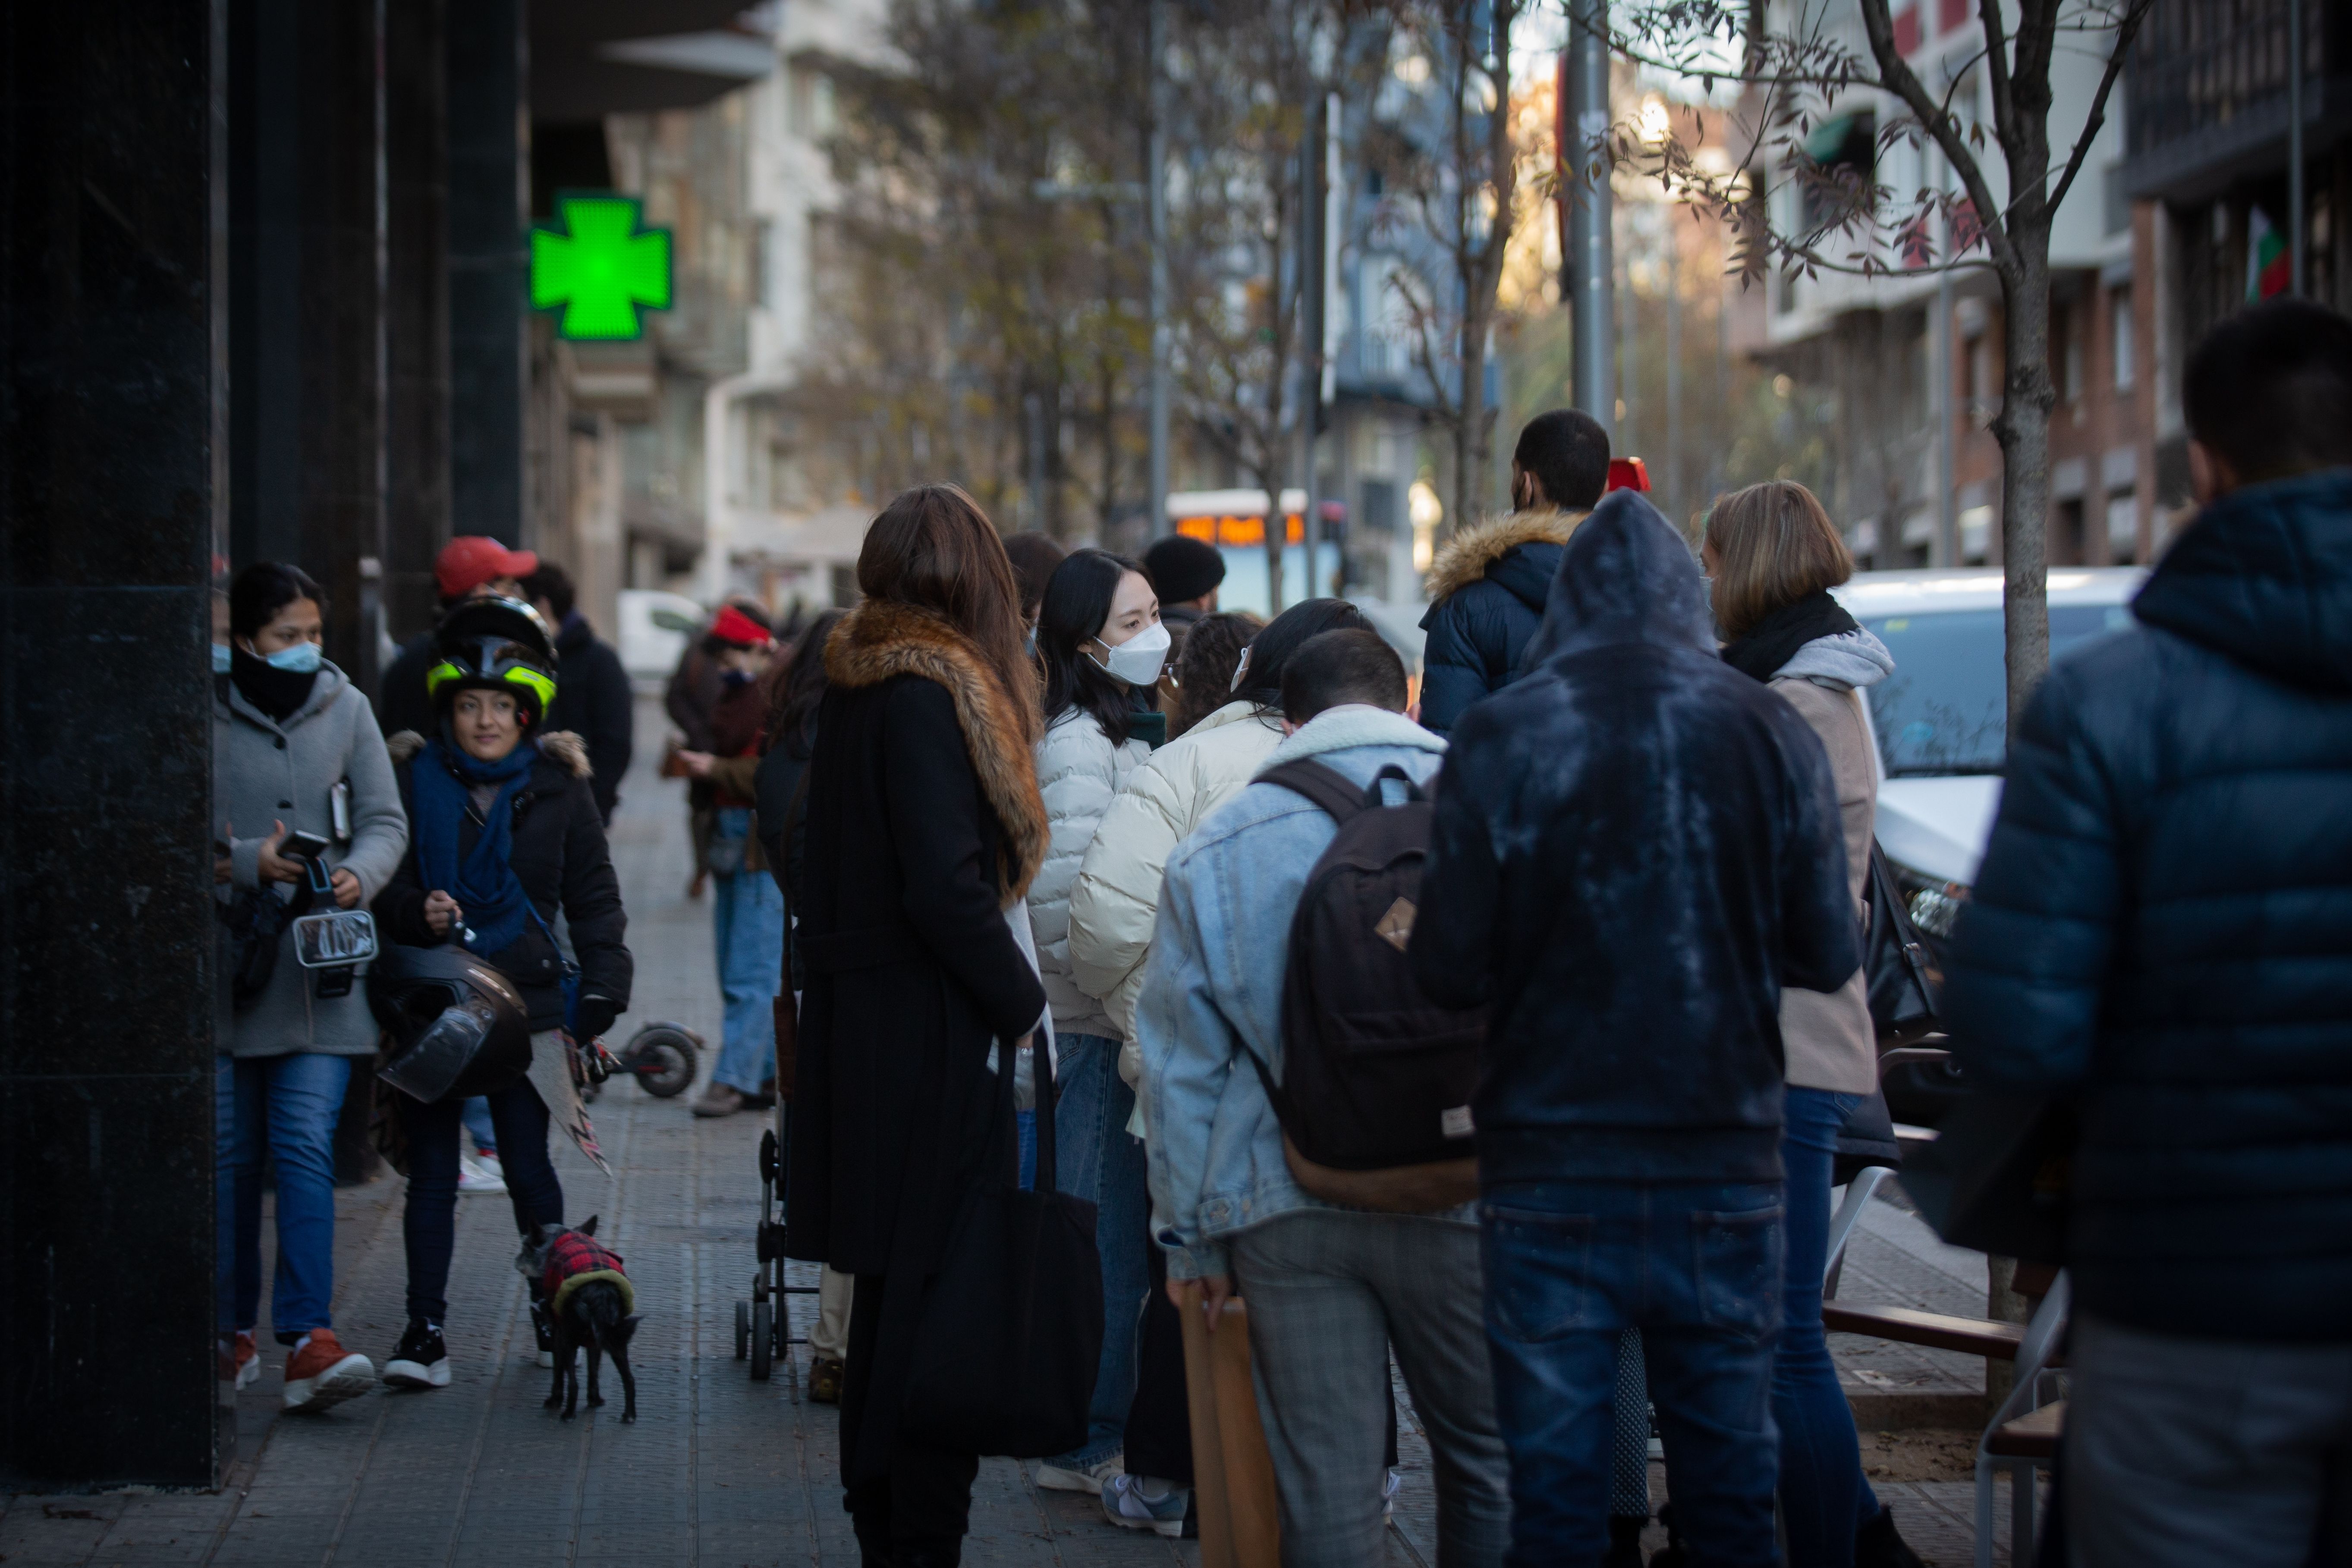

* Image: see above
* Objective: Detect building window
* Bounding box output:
[2105,490,2138,562]
[2112,292,2134,390]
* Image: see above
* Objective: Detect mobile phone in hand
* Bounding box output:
[285,830,333,861]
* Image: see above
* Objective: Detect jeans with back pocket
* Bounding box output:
[1480,1179,1784,1568]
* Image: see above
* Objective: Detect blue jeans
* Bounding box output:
[1047,1033,1149,1468]
[217,1052,352,1342]
[460,1096,498,1156]
[1481,1180,1785,1568]
[711,814,785,1094]
[1776,1088,1883,1567]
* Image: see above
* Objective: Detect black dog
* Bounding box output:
[523,1217,641,1421]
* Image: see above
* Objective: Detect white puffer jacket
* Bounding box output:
[1068,700,1287,1072]
[1030,708,1150,1041]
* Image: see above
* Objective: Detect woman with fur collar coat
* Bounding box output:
[783,486,1052,1567]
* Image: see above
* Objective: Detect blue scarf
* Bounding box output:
[410,735,541,958]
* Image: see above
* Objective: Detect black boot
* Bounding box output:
[1855,1504,1928,1568]
[1605,1512,1649,1567]
[1648,1502,1689,1568]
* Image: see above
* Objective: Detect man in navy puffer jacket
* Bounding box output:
[1418,408,1608,735]
[1943,298,2352,1568]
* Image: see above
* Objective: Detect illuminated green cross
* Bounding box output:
[530,194,673,340]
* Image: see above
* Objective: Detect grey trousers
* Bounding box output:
[1229,1209,1512,1568]
[2067,1312,2352,1568]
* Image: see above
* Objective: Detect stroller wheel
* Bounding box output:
[735,1299,750,1361]
[750,1303,773,1381]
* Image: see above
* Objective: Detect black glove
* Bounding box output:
[572,994,622,1042]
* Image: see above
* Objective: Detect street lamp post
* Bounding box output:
[1148,0,1171,539]
[1565,0,1613,437]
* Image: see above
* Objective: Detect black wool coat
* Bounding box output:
[1944,468,2352,1342]
[784,600,1050,1282]
[1411,493,1861,1186]
[377,729,633,1033]
[544,614,635,823]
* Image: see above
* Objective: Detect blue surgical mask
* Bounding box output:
[262,641,323,674]
[211,643,234,674]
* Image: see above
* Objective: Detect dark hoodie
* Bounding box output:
[1411,492,1860,1185]
[1943,469,2352,1342]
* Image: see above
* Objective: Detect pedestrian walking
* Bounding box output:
[376,596,632,1389]
[1943,298,2352,1568]
[523,562,635,825]
[753,608,852,1404]
[1027,547,1168,1496]
[377,536,538,738]
[1411,491,1862,1568]
[1704,481,1925,1568]
[214,562,408,1411]
[675,603,785,1118]
[1417,408,1608,737]
[784,484,1053,1567]
[1138,626,1510,1567]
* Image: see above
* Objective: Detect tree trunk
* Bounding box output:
[1454,316,1490,539]
[1992,236,2056,728]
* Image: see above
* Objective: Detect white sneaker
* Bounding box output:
[1035,1453,1123,1496]
[1383,1466,1403,1520]
[459,1153,507,1195]
[1102,1473,1188,1539]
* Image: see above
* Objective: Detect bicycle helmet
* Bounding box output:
[426,596,559,724]
[368,942,535,1103]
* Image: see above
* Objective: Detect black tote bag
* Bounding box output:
[1902,1091,2078,1266]
[1865,842,1941,1043]
[898,1034,1104,1458]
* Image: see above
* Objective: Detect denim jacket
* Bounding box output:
[1137,704,1451,1280]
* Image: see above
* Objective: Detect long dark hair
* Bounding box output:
[1232,599,1371,714]
[857,484,1039,748]
[229,561,324,641]
[1166,610,1263,738]
[1037,547,1153,744]
[761,607,844,760]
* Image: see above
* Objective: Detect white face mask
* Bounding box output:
[1088,620,1170,687]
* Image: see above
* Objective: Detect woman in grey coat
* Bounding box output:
[214,563,407,1414]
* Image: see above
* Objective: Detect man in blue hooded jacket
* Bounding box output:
[1943,297,2352,1568]
[1411,491,1860,1567]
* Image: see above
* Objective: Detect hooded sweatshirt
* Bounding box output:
[1944,468,2352,1342]
[1410,492,1861,1185]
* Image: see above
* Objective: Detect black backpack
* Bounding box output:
[1243,759,1485,1209]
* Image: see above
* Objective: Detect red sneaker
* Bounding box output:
[234,1331,260,1392]
[283,1329,373,1414]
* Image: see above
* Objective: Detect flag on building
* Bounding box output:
[2248,206,2291,301]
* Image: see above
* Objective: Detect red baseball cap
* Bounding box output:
[435,536,539,600]
[708,604,774,648]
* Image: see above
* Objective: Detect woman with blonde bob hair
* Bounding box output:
[785,484,1056,1565]
[1702,480,1921,1568]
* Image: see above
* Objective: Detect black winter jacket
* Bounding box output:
[1943,469,2352,1342]
[377,729,633,1034]
[1412,493,1861,1185]
[1418,510,1580,736]
[377,630,438,741]
[544,613,635,823]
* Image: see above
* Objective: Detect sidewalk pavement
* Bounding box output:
[0,700,2013,1565]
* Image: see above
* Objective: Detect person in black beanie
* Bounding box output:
[1141,534,1226,633]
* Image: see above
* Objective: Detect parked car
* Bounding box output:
[1833,567,2145,1120]
[616,589,707,690]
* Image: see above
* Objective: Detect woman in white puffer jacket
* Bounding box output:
[1068,599,1381,1092]
[1026,547,1168,1493]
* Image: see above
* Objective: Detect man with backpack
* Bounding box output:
[1411,492,1861,1568]
[1136,628,1509,1568]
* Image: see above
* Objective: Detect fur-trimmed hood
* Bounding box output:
[1422,509,1584,605]
[386,728,592,778]
[825,599,1050,902]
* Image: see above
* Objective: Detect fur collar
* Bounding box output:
[1423,509,1583,603]
[825,599,1049,902]
[1257,705,1446,774]
[386,728,591,779]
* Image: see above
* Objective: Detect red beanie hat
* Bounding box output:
[709,604,774,649]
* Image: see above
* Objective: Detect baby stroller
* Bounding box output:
[735,993,813,1383]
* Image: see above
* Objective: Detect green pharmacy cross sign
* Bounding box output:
[530,193,673,340]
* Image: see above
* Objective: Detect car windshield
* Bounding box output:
[1860,603,2135,776]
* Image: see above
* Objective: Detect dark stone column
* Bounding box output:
[448,0,528,544]
[387,0,453,644]
[228,0,387,689]
[0,0,226,1487]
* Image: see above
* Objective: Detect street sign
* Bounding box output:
[530,193,673,341]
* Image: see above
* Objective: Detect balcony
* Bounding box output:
[2124,0,2352,201]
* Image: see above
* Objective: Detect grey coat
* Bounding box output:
[214,663,408,1057]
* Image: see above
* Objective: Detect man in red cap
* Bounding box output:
[377,537,541,738]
